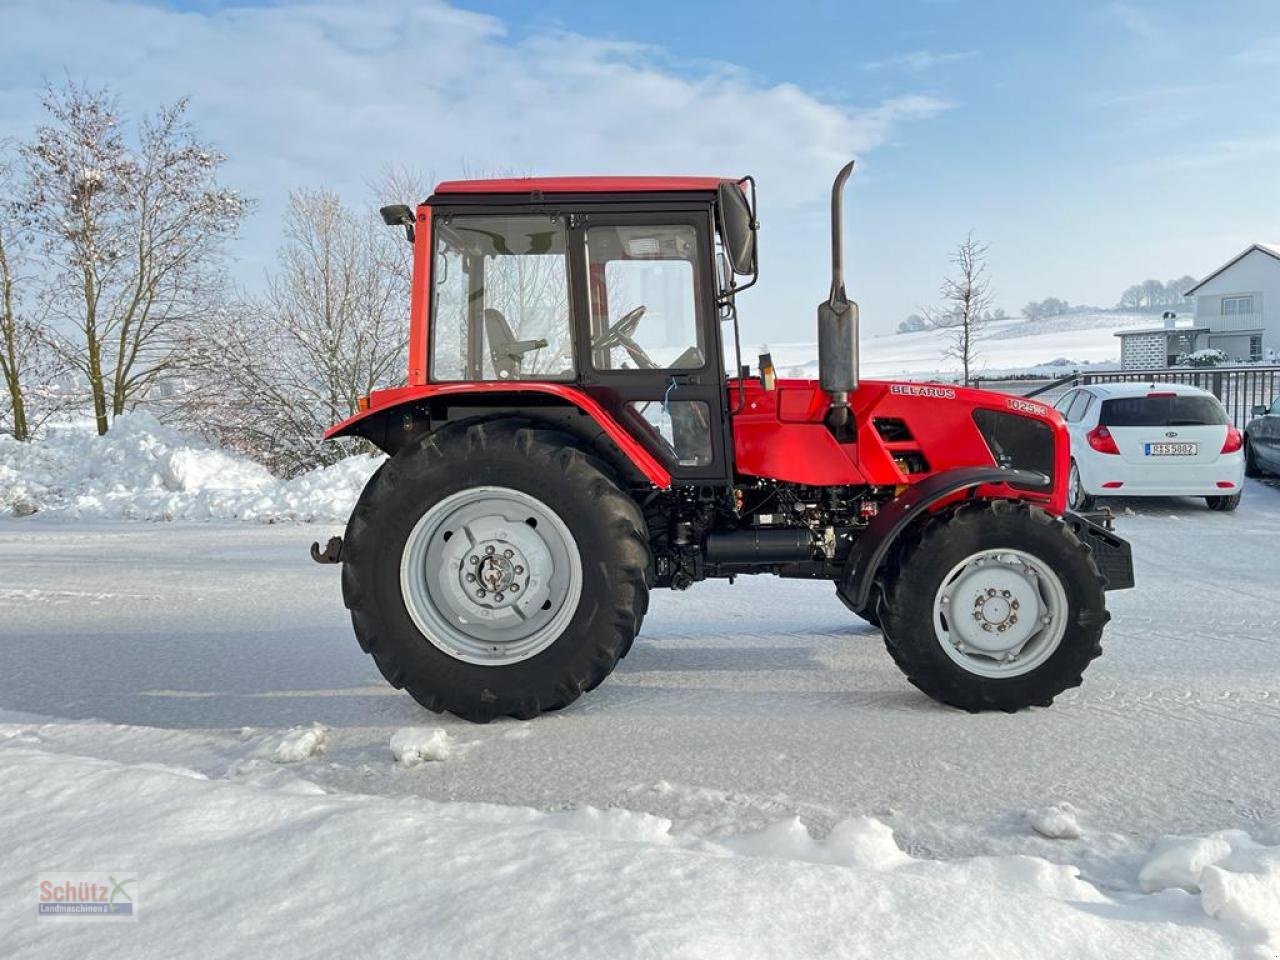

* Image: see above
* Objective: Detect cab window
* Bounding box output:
[585,224,705,371]
[431,215,574,381]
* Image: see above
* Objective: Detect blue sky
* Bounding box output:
[3,0,1278,343]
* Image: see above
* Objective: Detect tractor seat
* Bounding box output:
[484,308,548,379]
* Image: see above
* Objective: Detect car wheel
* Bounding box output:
[1068,460,1095,512]
[1206,492,1242,512]
[1244,440,1263,479]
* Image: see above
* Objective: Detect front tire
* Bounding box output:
[1206,492,1241,511]
[879,500,1108,712]
[342,419,651,722]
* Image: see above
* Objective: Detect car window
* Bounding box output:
[1053,390,1077,413]
[1099,394,1228,427]
[1271,398,1280,416]
[1066,392,1091,422]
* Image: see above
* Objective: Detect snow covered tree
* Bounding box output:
[194,188,412,474]
[20,82,248,435]
[925,233,993,386]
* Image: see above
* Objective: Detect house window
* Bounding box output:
[1250,335,1263,362]
[1222,296,1254,316]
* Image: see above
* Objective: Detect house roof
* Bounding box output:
[1184,243,1280,295]
[432,176,727,195]
[1114,326,1210,337]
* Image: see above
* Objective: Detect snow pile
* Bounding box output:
[1026,803,1083,840]
[1139,831,1280,954]
[389,727,453,766]
[1,742,1269,960]
[269,723,329,764]
[0,414,381,522]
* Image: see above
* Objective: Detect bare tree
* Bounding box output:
[20,82,248,435]
[195,188,410,474]
[0,147,31,439]
[924,233,993,386]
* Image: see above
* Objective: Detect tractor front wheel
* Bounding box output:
[879,500,1108,712]
[341,419,651,722]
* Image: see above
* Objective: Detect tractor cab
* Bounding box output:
[398,176,762,484]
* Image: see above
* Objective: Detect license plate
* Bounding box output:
[1145,442,1198,456]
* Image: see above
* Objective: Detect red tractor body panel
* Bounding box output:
[325,381,674,488]
[329,376,1067,513]
[729,377,1068,513]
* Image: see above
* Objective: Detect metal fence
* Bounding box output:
[975,366,1280,428]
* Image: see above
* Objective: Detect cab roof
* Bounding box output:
[432,176,726,195]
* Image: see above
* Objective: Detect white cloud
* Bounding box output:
[0,0,949,338]
[863,50,978,72]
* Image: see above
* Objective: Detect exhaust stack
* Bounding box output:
[817,160,859,437]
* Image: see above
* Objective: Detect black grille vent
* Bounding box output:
[873,417,913,442]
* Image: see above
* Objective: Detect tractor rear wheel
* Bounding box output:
[342,419,651,722]
[879,500,1107,712]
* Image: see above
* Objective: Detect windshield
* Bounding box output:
[1099,394,1228,427]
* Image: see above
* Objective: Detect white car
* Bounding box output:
[1054,382,1245,512]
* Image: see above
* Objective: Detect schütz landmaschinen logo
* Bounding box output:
[37,873,138,922]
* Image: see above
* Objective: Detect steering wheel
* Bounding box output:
[591,305,656,369]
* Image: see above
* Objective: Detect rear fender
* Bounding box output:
[325,383,672,488]
[838,466,1051,613]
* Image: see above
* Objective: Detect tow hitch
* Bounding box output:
[310,536,343,564]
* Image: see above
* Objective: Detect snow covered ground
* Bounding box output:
[3,481,1280,956]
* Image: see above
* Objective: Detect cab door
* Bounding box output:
[569,211,732,484]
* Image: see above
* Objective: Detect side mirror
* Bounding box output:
[1253,405,1268,417]
[379,204,416,243]
[716,180,757,277]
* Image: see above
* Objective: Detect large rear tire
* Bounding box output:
[879,500,1108,712]
[342,419,651,722]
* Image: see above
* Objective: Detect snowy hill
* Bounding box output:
[767,312,1153,380]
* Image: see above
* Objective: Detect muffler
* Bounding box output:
[817,160,859,439]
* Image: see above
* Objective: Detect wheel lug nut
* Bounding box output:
[476,589,486,598]
[485,545,495,555]
[514,565,524,574]
[504,549,513,558]
[510,584,519,592]
[469,556,479,565]
[495,592,504,601]
[466,573,476,583]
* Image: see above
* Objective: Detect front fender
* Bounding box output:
[324,382,673,488]
[838,466,1050,612]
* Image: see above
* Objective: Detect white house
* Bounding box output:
[1116,243,1280,368]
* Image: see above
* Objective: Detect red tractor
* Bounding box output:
[317,163,1133,722]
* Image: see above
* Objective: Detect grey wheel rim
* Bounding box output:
[399,486,583,666]
[931,548,1069,679]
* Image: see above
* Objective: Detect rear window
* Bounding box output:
[1099,394,1228,427]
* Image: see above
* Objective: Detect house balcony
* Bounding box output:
[1200,312,1265,333]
